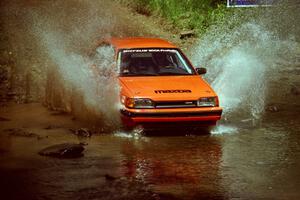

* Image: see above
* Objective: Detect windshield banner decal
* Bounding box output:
[123,49,177,53]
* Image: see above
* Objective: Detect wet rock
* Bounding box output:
[38,143,84,158]
[180,30,195,39]
[0,148,8,154]
[44,125,61,130]
[6,128,40,138]
[79,142,88,146]
[266,105,279,112]
[76,128,92,137]
[6,91,17,98]
[50,110,69,116]
[44,125,52,130]
[69,128,92,137]
[104,174,118,181]
[0,116,10,121]
[291,85,300,95]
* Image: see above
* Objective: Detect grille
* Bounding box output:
[155,100,197,108]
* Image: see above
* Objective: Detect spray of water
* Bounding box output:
[3,0,169,130]
[191,5,299,124]
[25,0,127,128]
[211,125,238,135]
[40,31,120,127]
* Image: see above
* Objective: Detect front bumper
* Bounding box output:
[120,107,222,128]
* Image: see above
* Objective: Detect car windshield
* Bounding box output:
[118,48,195,76]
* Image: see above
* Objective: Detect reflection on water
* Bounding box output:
[1,124,299,199]
[118,136,226,199]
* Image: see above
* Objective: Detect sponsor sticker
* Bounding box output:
[155,90,192,94]
[123,49,177,53]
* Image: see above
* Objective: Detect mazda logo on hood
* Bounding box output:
[155,90,192,94]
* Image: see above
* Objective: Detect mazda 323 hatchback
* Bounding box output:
[99,38,222,130]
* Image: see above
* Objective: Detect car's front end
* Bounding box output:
[110,38,222,130]
[119,76,222,130]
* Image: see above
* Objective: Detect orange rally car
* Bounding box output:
[104,37,222,129]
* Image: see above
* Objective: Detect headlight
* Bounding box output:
[122,96,155,108]
[197,97,218,107]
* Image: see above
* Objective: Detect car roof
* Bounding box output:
[109,37,177,50]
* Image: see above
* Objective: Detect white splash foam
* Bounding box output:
[211,125,238,135]
[114,129,145,140]
[114,131,134,138]
[192,22,299,120]
[41,31,120,127]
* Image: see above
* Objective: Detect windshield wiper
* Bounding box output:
[121,73,158,77]
[158,71,189,75]
[138,73,159,76]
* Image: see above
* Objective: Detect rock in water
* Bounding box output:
[39,143,84,158]
[104,174,118,181]
[69,128,92,137]
[266,105,279,112]
[291,85,300,95]
[7,128,40,138]
[0,116,10,121]
[75,128,92,137]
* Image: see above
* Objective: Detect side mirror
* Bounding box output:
[195,67,207,75]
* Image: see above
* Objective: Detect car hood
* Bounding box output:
[119,76,216,101]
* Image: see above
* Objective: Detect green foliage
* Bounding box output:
[130,0,230,36]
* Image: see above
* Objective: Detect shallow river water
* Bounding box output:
[0,103,299,200]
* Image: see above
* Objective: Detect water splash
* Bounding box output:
[192,11,299,121]
[114,131,134,138]
[3,0,155,129]
[211,125,238,135]
[25,0,127,128]
[114,127,145,139]
[40,31,120,127]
